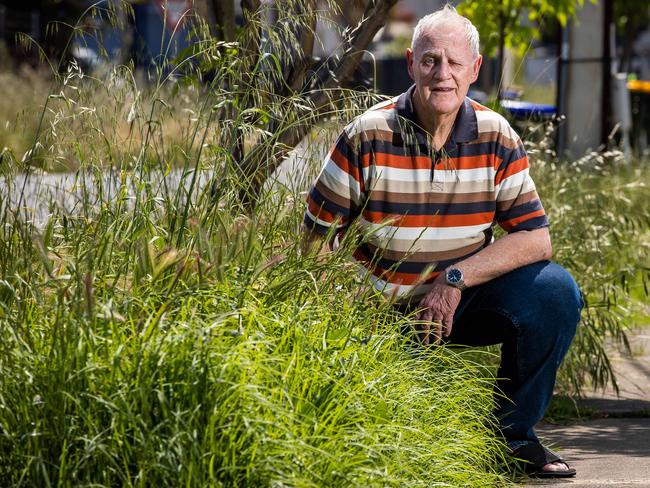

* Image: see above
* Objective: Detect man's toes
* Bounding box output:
[542,461,570,472]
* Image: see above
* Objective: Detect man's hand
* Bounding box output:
[414,276,462,345]
[301,227,333,258]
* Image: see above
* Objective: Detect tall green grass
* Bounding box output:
[0,168,508,486]
[0,3,648,484]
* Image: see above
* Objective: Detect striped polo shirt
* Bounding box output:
[304,85,549,300]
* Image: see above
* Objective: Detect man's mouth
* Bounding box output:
[432,87,454,93]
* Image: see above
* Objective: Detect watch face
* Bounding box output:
[447,268,463,284]
[446,268,465,290]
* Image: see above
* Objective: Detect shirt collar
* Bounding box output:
[396,84,478,145]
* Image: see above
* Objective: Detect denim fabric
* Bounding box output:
[402,261,582,443]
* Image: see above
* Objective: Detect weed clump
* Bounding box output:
[0,182,507,485]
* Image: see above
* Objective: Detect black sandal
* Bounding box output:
[511,442,577,478]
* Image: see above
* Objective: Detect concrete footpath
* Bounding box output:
[522,329,650,488]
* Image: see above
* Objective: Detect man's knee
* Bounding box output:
[533,261,582,312]
[516,261,582,336]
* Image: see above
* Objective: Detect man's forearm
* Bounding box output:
[451,227,552,288]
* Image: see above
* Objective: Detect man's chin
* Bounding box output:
[426,101,461,118]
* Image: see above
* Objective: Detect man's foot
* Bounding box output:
[511,442,577,478]
[542,460,573,474]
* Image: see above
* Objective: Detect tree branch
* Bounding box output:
[278,0,399,156]
[287,1,317,92]
[239,0,398,209]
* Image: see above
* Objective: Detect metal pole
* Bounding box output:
[30,9,40,41]
[601,0,613,145]
[0,5,6,41]
[555,20,570,156]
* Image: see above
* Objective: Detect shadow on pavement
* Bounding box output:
[538,417,650,458]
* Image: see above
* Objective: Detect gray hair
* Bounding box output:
[411,4,480,59]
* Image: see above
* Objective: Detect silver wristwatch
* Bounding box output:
[445,267,467,291]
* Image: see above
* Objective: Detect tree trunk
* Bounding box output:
[210,0,236,42]
[229,0,261,166]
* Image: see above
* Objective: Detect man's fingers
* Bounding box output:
[443,315,454,338]
[413,306,453,345]
[420,309,433,324]
[413,283,462,345]
[431,318,443,345]
[415,320,431,345]
[414,306,427,322]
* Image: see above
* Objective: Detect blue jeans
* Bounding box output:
[401,261,582,444]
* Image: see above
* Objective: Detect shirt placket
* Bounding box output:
[430,148,444,192]
[430,149,439,183]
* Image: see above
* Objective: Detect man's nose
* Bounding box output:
[434,60,451,79]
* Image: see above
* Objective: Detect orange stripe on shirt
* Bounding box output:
[377,102,397,111]
[330,146,362,181]
[307,200,341,224]
[362,211,495,228]
[451,155,496,170]
[365,152,429,169]
[376,269,441,286]
[365,152,495,171]
[353,249,442,285]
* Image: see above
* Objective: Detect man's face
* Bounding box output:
[406,23,482,119]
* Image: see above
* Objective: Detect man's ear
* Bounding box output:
[471,55,483,83]
[406,48,415,80]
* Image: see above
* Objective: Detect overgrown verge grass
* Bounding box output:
[0,175,507,485]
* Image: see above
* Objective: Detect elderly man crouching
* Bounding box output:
[303,5,582,478]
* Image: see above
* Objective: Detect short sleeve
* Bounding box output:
[494,138,549,233]
[303,130,366,235]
